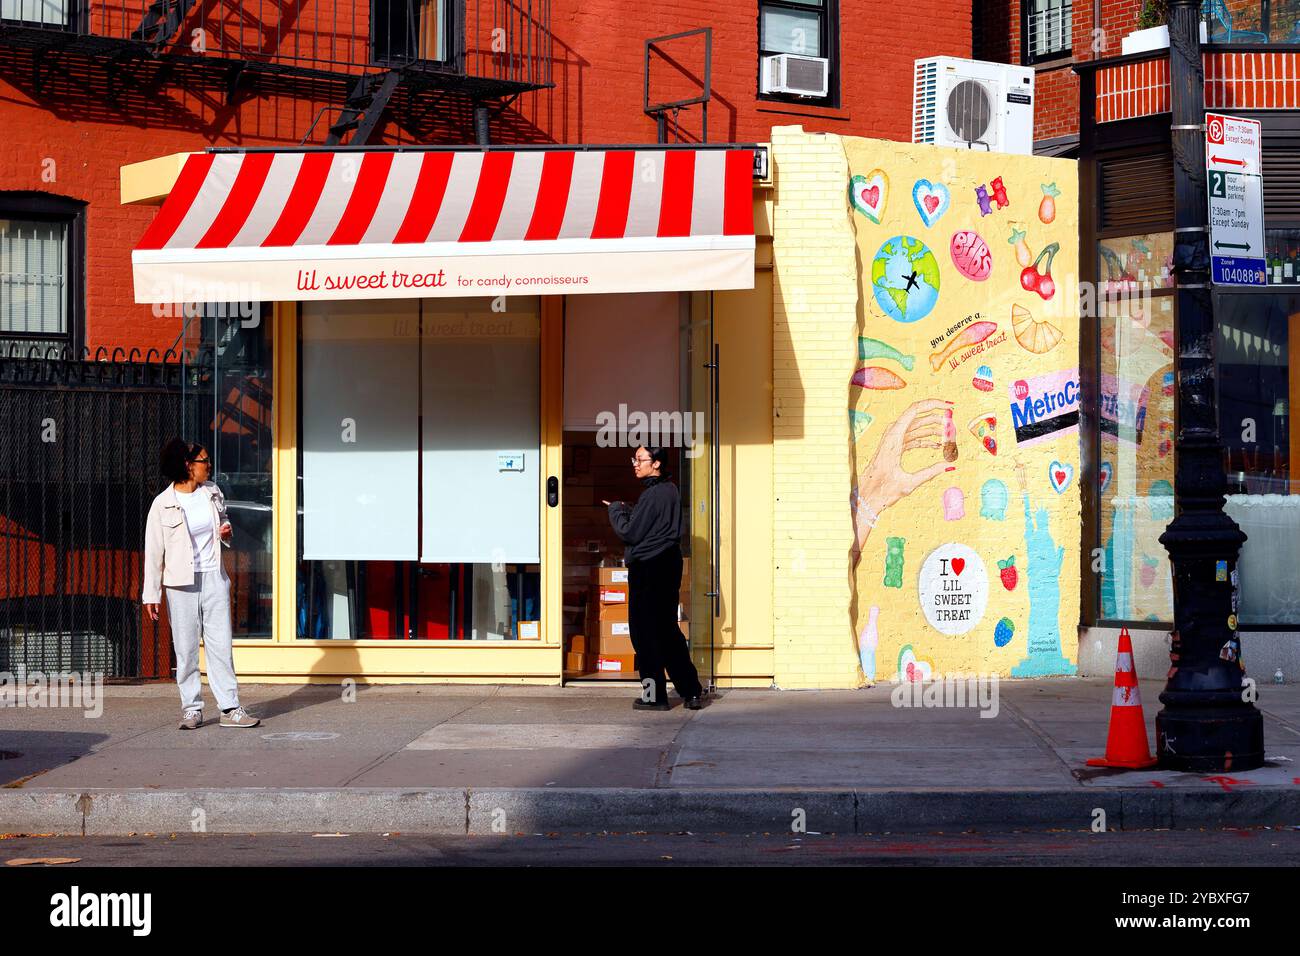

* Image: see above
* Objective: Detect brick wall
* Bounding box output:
[768,126,861,688]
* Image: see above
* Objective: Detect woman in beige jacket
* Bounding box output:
[143,438,259,730]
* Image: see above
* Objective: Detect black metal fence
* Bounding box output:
[0,346,200,679]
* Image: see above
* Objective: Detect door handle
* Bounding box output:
[547,475,559,507]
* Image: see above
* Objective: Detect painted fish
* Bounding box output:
[858,336,915,371]
[929,320,998,371]
[851,366,907,390]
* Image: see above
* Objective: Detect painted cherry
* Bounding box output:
[1019,241,1060,301]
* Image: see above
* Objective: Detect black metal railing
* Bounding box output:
[0,344,274,679]
[0,0,552,90]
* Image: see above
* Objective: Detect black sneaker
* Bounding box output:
[683,695,704,710]
[632,699,670,712]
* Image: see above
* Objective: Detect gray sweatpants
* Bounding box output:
[165,568,240,713]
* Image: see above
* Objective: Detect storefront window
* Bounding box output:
[183,304,275,639]
[296,296,541,640]
[1097,233,1175,294]
[1097,295,1177,623]
[1263,228,1300,287]
[1219,290,1298,626]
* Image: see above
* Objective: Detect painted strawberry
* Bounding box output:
[1039,182,1060,224]
[1140,555,1158,587]
[997,555,1017,591]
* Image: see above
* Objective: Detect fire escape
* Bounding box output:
[0,0,553,145]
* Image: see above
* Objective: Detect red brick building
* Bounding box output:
[0,0,973,354]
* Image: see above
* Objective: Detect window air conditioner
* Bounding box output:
[912,56,1034,155]
[761,54,829,98]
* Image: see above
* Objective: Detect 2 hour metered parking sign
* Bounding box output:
[1206,112,1266,286]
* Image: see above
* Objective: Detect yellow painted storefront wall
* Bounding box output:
[770,126,1082,686]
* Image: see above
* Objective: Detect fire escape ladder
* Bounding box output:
[325,70,403,146]
[130,0,200,48]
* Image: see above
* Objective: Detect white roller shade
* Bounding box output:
[420,298,540,563]
[301,300,419,561]
[563,292,681,432]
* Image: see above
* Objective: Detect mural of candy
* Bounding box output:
[858,335,914,370]
[972,364,994,392]
[1008,227,1032,267]
[1020,241,1060,301]
[1139,555,1158,588]
[852,366,907,390]
[1048,460,1074,494]
[859,605,880,683]
[950,229,993,280]
[912,178,951,227]
[929,320,997,371]
[942,408,958,462]
[883,536,906,589]
[870,236,940,324]
[850,409,874,439]
[990,177,1010,209]
[849,170,888,224]
[943,486,965,520]
[897,644,933,683]
[968,413,997,456]
[1010,303,1063,355]
[993,617,1015,647]
[980,479,1008,520]
[1038,182,1060,224]
[1098,461,1113,493]
[997,555,1017,590]
[1149,479,1174,520]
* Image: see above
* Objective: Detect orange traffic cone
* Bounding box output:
[1087,627,1157,769]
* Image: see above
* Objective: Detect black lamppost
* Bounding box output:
[1156,0,1263,772]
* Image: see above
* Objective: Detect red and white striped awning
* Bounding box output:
[132,147,755,303]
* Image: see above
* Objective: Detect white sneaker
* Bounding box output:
[179,708,203,730]
[219,706,260,729]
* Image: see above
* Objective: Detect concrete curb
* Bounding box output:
[3,787,1299,835]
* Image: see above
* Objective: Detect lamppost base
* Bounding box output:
[1155,702,1264,773]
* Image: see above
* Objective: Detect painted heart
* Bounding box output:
[951,557,966,576]
[1048,460,1074,494]
[849,170,889,224]
[912,178,951,228]
[1098,461,1113,494]
[897,645,933,683]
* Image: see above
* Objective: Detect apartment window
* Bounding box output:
[0,194,84,356]
[758,0,839,105]
[1022,0,1072,64]
[0,0,70,28]
[372,0,450,64]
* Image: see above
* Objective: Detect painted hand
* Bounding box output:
[854,399,955,552]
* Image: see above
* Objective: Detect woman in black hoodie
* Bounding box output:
[604,445,705,711]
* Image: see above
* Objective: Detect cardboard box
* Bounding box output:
[565,651,588,672]
[598,585,628,605]
[517,620,539,640]
[600,634,635,656]
[595,566,630,585]
[567,633,594,654]
[595,654,636,673]
[599,619,632,641]
[597,602,629,623]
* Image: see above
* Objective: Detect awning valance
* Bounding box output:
[131,147,756,303]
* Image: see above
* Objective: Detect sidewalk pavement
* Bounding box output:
[2,678,1299,835]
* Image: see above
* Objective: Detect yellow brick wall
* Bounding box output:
[770,126,863,688]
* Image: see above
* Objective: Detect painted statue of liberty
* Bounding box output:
[1011,459,1077,676]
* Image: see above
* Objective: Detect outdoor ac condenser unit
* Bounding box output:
[761,53,830,98]
[912,56,1034,155]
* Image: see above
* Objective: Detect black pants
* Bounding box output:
[628,545,702,704]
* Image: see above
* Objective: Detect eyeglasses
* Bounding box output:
[190,456,211,465]
[630,456,653,465]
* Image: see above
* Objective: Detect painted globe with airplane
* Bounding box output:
[870,235,940,323]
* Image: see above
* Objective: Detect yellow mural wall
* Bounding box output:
[771,126,1082,686]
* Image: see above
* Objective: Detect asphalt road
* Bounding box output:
[3,828,1298,866]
